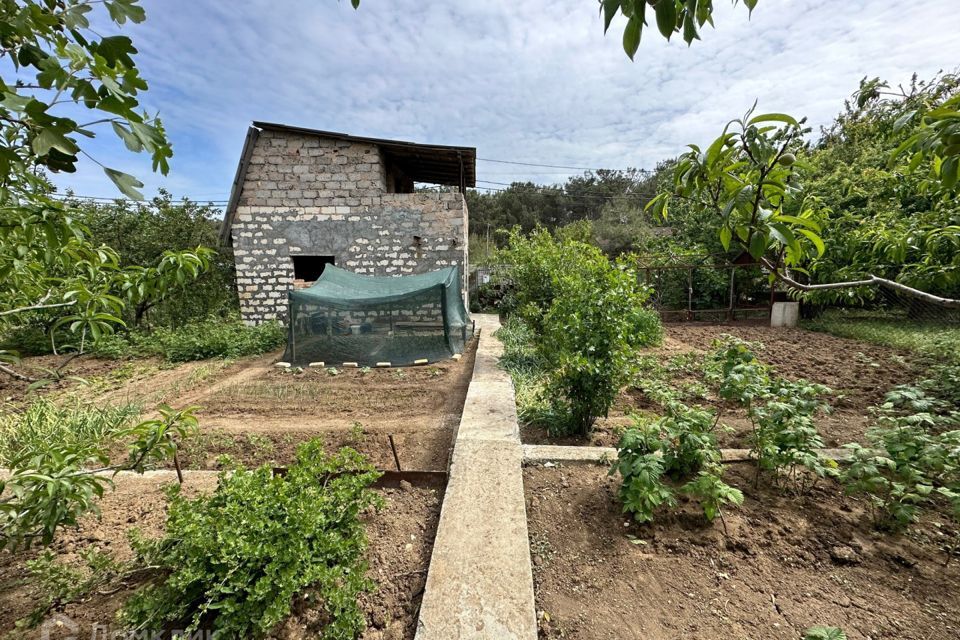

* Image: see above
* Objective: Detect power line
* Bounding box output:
[50,193,228,204]
[477,157,657,173]
[473,181,660,201]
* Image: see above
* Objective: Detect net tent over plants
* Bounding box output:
[283,265,470,366]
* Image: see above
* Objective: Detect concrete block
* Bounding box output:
[771,301,800,327]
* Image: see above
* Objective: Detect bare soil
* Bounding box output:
[153,337,477,473]
[520,323,922,449]
[525,463,960,640]
[0,473,441,640]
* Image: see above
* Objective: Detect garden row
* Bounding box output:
[0,338,478,638]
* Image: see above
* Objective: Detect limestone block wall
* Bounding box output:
[230,129,469,324]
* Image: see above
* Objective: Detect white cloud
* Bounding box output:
[52,0,960,200]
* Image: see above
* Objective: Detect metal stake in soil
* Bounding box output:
[388,434,402,471]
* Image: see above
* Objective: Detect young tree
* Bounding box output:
[0,0,214,380]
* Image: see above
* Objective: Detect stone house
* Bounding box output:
[219,122,476,324]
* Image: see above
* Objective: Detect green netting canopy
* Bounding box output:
[283,265,470,366]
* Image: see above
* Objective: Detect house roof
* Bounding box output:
[218,122,476,244]
[254,121,477,188]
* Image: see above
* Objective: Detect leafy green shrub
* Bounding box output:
[750,378,837,493]
[611,433,674,524]
[121,440,382,639]
[612,402,741,528]
[642,403,721,478]
[142,317,284,361]
[680,466,745,532]
[542,266,661,434]
[494,231,664,437]
[498,229,662,435]
[0,397,141,464]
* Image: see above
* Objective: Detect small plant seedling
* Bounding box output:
[680,466,744,535]
[359,366,372,376]
[394,369,406,380]
[326,367,340,377]
[803,627,847,640]
[428,367,442,378]
[348,421,365,444]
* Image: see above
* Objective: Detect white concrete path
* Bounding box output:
[415,315,537,640]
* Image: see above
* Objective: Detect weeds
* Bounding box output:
[0,397,141,464]
[22,547,124,627]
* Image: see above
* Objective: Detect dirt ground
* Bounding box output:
[1,336,477,637]
[524,463,960,640]
[160,337,477,473]
[521,323,921,449]
[0,473,442,640]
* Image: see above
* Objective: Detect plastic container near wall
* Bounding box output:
[770,301,800,328]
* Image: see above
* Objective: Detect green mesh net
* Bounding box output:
[283,265,471,367]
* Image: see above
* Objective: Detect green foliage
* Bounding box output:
[499,227,662,435]
[750,378,837,493]
[801,74,960,300]
[71,192,239,327]
[0,0,169,195]
[611,436,675,524]
[0,402,198,550]
[649,105,825,270]
[121,404,199,483]
[804,627,847,640]
[706,336,836,493]
[0,1,217,385]
[121,440,382,639]
[23,547,124,627]
[804,310,960,362]
[92,316,285,362]
[642,402,721,477]
[680,465,744,527]
[465,168,660,247]
[612,401,740,527]
[0,397,140,464]
[141,317,284,362]
[601,1,761,58]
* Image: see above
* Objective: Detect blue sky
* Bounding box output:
[52,0,960,203]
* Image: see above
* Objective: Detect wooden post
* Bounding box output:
[728,266,736,322]
[439,284,450,350]
[289,293,296,361]
[687,267,694,321]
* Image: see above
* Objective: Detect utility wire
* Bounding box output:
[477,157,656,173]
[474,180,659,200]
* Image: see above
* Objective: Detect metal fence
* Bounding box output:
[639,261,774,322]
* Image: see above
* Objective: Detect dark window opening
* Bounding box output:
[292,255,335,282]
[383,153,415,194]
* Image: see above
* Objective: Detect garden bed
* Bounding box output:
[520,323,920,449]
[160,337,477,472]
[0,472,442,639]
[524,463,960,640]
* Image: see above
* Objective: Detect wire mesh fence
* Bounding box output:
[804,286,960,361]
[639,261,774,323]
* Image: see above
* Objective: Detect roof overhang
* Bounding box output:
[219,122,476,245]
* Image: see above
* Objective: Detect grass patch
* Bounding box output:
[804,310,960,362]
[0,397,142,463]
[90,316,285,362]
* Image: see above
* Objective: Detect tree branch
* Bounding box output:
[0,362,38,382]
[760,257,960,308]
[0,299,75,317]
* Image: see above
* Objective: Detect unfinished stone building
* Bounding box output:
[219,122,476,324]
